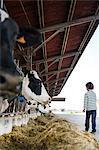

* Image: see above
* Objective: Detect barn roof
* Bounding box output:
[5,0,99,97]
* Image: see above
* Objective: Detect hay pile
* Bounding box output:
[0,114,99,150]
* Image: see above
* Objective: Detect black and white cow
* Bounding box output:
[17,27,42,48]
[1,70,51,114]
[3,95,26,114]
[0,9,23,98]
[22,70,51,105]
[26,102,51,115]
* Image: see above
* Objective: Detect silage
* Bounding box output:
[0,114,99,150]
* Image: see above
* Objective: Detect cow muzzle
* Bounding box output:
[42,97,52,105]
[0,70,23,97]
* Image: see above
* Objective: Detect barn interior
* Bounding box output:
[4,0,99,97]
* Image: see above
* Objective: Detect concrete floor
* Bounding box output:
[57,113,99,141]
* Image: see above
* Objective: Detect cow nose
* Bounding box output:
[43,100,49,105]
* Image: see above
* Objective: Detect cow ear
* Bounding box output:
[17,36,26,44]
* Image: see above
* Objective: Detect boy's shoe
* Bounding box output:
[85,128,89,132]
[91,129,96,133]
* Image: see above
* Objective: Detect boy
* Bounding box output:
[83,82,97,133]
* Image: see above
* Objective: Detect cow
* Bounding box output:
[25,100,38,114]
[17,27,42,48]
[1,70,51,114]
[26,101,51,115]
[22,70,51,105]
[0,9,23,98]
[3,95,26,114]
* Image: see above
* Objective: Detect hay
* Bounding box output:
[0,114,99,150]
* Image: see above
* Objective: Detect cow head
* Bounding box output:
[0,9,23,97]
[28,71,42,95]
[17,27,42,48]
[22,70,51,105]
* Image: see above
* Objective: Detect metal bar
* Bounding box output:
[53,0,77,96]
[32,29,62,54]
[19,0,31,25]
[32,15,99,55]
[41,0,49,92]
[51,98,65,101]
[37,0,49,92]
[49,81,62,87]
[34,51,79,64]
[26,48,31,70]
[40,59,59,75]
[45,77,65,84]
[21,51,78,68]
[1,0,3,9]
[17,45,27,62]
[40,51,79,75]
[42,67,72,76]
[40,15,99,33]
[46,74,56,82]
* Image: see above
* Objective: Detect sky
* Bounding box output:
[51,25,99,112]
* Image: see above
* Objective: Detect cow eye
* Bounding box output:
[33,103,36,105]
